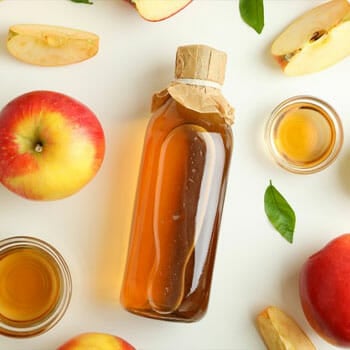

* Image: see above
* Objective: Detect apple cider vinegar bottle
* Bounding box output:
[120,45,234,322]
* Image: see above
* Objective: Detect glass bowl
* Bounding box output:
[0,236,72,337]
[265,95,343,174]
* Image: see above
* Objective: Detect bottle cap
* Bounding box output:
[175,45,227,85]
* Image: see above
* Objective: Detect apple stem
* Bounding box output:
[35,143,43,153]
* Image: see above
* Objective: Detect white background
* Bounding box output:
[0,0,349,349]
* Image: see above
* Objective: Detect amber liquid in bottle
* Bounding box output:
[0,246,61,324]
[120,98,233,322]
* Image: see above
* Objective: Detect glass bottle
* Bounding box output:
[120,45,234,322]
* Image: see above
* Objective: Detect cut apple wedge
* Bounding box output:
[271,0,350,76]
[129,0,192,21]
[7,24,99,66]
[257,306,316,350]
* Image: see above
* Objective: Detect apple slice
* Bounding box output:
[129,0,192,21]
[271,0,350,76]
[7,24,99,66]
[256,306,316,350]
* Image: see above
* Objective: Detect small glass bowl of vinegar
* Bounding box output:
[0,236,72,337]
[265,96,343,174]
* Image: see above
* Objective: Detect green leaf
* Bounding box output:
[70,0,93,4]
[239,0,264,34]
[264,181,296,243]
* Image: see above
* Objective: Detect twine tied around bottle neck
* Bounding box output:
[173,78,222,90]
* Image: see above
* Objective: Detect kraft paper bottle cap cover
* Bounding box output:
[175,45,227,85]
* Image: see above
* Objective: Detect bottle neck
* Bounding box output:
[174,78,222,90]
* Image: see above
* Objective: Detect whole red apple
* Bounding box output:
[0,90,105,200]
[300,234,350,346]
[58,332,136,350]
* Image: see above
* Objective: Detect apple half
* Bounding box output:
[271,0,350,76]
[129,0,192,21]
[7,24,99,66]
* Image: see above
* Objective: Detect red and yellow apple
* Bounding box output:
[0,90,105,200]
[58,332,135,350]
[127,0,192,21]
[271,0,350,76]
[300,234,350,346]
[7,24,99,66]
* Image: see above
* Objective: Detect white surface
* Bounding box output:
[0,0,349,349]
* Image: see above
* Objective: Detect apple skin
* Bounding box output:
[57,332,136,350]
[0,90,105,200]
[300,234,350,346]
[272,54,289,71]
[126,0,192,22]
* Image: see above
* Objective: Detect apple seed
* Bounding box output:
[310,30,327,42]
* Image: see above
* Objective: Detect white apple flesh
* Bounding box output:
[284,21,350,76]
[130,0,192,21]
[271,0,350,76]
[7,24,99,66]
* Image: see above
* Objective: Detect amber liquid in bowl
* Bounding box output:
[266,96,343,174]
[273,103,335,167]
[0,246,61,325]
